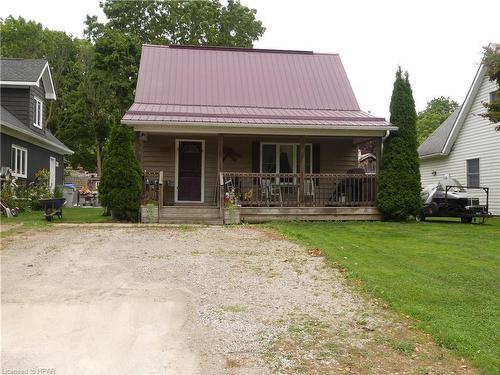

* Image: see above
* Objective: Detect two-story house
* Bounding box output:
[0,58,73,189]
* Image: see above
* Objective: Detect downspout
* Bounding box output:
[381,130,390,156]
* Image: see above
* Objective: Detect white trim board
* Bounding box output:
[174,139,205,204]
[442,64,488,156]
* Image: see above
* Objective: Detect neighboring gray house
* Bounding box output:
[418,61,500,215]
[0,58,72,189]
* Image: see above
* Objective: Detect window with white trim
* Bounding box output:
[11,145,28,178]
[34,96,43,129]
[466,158,480,187]
[260,143,312,174]
[489,91,498,103]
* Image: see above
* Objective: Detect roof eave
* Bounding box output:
[122,118,396,136]
[419,152,447,160]
[441,64,488,155]
[1,121,73,155]
[38,62,57,100]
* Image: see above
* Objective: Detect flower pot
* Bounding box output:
[141,204,159,223]
[223,207,241,224]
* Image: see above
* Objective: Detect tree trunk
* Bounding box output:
[96,142,102,176]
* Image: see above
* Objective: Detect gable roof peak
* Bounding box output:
[0,58,56,100]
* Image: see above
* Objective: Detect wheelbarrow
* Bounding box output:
[39,198,66,221]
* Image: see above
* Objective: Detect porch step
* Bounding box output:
[159,206,222,224]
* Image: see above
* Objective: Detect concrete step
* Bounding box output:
[159,206,222,224]
[158,218,223,225]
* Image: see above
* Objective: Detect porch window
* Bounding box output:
[260,143,312,173]
[466,158,479,187]
[11,145,28,178]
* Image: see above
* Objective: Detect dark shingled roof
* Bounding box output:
[1,106,72,154]
[0,58,48,82]
[418,108,461,157]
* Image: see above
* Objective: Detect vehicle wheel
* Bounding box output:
[461,216,472,224]
[416,214,425,222]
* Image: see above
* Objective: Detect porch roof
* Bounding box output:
[123,45,394,131]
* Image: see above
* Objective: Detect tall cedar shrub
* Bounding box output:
[377,68,421,220]
[99,125,141,220]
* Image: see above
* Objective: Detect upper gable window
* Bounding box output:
[489,91,498,103]
[34,97,43,129]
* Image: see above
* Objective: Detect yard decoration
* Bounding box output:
[377,67,421,220]
[99,124,141,221]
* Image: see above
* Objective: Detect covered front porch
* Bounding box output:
[137,132,382,223]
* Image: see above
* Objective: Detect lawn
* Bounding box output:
[269,219,500,374]
[1,207,113,235]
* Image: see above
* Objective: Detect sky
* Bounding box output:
[2,0,499,119]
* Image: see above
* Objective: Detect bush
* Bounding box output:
[53,185,63,198]
[377,68,421,220]
[99,125,141,221]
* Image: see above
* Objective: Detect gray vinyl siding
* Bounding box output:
[1,85,47,135]
[0,87,30,126]
[0,133,64,186]
[420,74,500,214]
[139,134,358,205]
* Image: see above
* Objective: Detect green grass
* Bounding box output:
[269,219,500,374]
[1,207,113,236]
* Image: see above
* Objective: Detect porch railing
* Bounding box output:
[221,172,377,207]
[142,170,163,206]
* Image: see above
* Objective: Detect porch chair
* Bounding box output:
[304,179,315,206]
[260,179,283,206]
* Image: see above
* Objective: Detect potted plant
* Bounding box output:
[223,191,241,224]
[141,199,158,223]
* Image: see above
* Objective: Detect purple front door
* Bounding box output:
[177,141,203,201]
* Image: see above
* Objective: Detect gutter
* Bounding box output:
[419,152,446,160]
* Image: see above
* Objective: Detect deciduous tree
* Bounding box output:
[0,16,78,134]
[481,44,500,130]
[416,97,459,144]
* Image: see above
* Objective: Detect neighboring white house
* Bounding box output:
[418,62,500,215]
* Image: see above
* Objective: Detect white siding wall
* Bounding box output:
[420,74,500,214]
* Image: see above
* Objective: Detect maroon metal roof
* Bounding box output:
[124,45,391,128]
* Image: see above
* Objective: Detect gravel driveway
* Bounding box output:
[1,225,475,374]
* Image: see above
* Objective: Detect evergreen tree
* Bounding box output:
[377,68,421,220]
[99,125,141,221]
